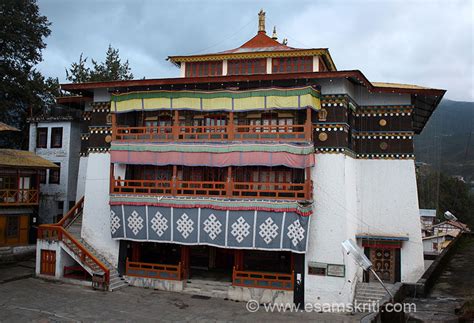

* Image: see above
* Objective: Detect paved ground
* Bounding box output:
[0,259,363,322]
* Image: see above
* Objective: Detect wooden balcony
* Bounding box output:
[113,124,309,142]
[0,189,39,206]
[111,178,312,201]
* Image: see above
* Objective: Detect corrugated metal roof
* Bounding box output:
[420,209,437,217]
[0,122,20,132]
[0,149,59,169]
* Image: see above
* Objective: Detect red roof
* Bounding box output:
[219,31,294,54]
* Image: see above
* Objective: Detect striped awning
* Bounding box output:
[111,86,320,113]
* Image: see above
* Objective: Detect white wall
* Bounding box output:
[305,154,360,304]
[94,88,111,102]
[76,156,88,201]
[29,120,80,222]
[81,153,119,266]
[356,159,424,282]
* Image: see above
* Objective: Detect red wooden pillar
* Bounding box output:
[131,242,141,262]
[110,164,115,194]
[172,110,180,140]
[305,167,311,200]
[181,245,190,279]
[172,165,178,196]
[305,107,312,141]
[234,249,244,270]
[228,111,234,140]
[226,166,233,197]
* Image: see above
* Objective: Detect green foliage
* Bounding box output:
[417,167,474,228]
[66,45,134,83]
[0,0,52,149]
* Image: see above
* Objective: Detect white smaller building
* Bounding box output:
[419,209,436,237]
[28,107,82,223]
[422,231,458,255]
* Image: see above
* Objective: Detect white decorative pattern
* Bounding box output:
[176,213,194,239]
[110,210,121,235]
[128,210,144,235]
[150,211,168,237]
[287,219,305,247]
[259,217,279,244]
[203,214,222,240]
[231,216,251,243]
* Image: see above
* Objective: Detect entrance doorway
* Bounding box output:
[189,246,234,281]
[365,247,401,284]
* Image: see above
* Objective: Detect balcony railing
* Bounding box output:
[0,189,39,206]
[126,258,183,281]
[232,267,294,291]
[113,124,309,142]
[111,178,312,201]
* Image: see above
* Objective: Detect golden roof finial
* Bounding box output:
[272,26,278,40]
[258,9,266,33]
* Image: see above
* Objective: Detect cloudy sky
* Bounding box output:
[37,0,473,101]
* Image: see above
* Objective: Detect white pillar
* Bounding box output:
[180,62,186,77]
[223,60,228,76]
[266,58,272,74]
[313,56,319,72]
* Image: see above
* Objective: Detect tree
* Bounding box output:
[417,166,474,228]
[0,0,52,149]
[65,53,90,83]
[66,45,134,83]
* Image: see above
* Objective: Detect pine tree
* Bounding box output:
[0,0,52,149]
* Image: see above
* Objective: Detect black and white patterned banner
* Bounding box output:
[110,205,310,253]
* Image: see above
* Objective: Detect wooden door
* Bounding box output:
[40,250,56,276]
[369,248,396,283]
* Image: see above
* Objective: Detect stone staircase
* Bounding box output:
[354,282,394,311]
[183,279,231,299]
[63,213,128,292]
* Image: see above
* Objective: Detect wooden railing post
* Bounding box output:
[305,107,312,141]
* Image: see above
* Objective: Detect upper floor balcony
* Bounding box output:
[113,109,312,143]
[110,86,320,144]
[0,170,40,206]
[111,165,312,201]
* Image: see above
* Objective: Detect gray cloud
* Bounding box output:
[37,0,473,101]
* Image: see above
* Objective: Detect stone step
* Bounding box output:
[356,290,388,297]
[109,280,129,291]
[182,287,228,299]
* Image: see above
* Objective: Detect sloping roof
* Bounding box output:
[0,122,20,132]
[420,209,437,217]
[433,220,469,231]
[219,31,293,54]
[372,82,437,90]
[0,149,59,169]
[423,230,459,240]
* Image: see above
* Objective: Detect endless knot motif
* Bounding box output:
[151,211,168,237]
[231,216,251,243]
[259,217,278,244]
[127,210,143,236]
[203,214,222,240]
[176,213,194,239]
[287,219,305,247]
[110,210,121,235]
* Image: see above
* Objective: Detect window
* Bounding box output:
[272,56,312,73]
[57,201,64,211]
[51,127,63,148]
[49,163,60,184]
[432,242,438,250]
[227,59,266,75]
[37,128,48,148]
[39,169,46,184]
[185,61,223,77]
[6,216,19,238]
